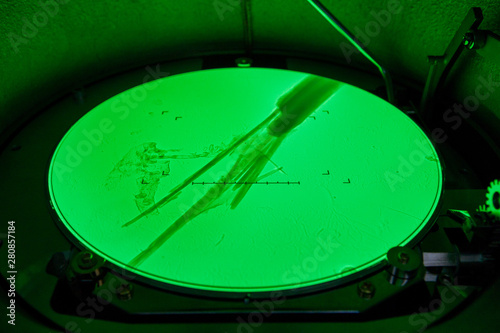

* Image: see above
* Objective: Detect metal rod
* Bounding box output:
[242,0,253,55]
[307,0,395,105]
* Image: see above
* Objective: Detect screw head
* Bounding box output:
[82,252,93,262]
[116,284,133,301]
[77,251,95,269]
[398,252,410,264]
[243,293,252,304]
[358,281,375,299]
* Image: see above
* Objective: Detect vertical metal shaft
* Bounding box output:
[243,0,253,55]
[307,0,396,105]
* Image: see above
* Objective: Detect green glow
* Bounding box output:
[48,68,442,293]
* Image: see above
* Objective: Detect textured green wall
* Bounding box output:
[0,0,499,136]
[0,0,245,135]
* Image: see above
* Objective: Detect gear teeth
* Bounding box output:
[477,205,488,212]
[485,179,500,219]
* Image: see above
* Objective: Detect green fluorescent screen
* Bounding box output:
[48,68,442,293]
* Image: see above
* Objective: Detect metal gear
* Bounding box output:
[486,180,500,218]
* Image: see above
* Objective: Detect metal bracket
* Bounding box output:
[419,7,483,118]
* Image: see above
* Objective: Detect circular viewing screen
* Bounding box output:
[48,68,442,294]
